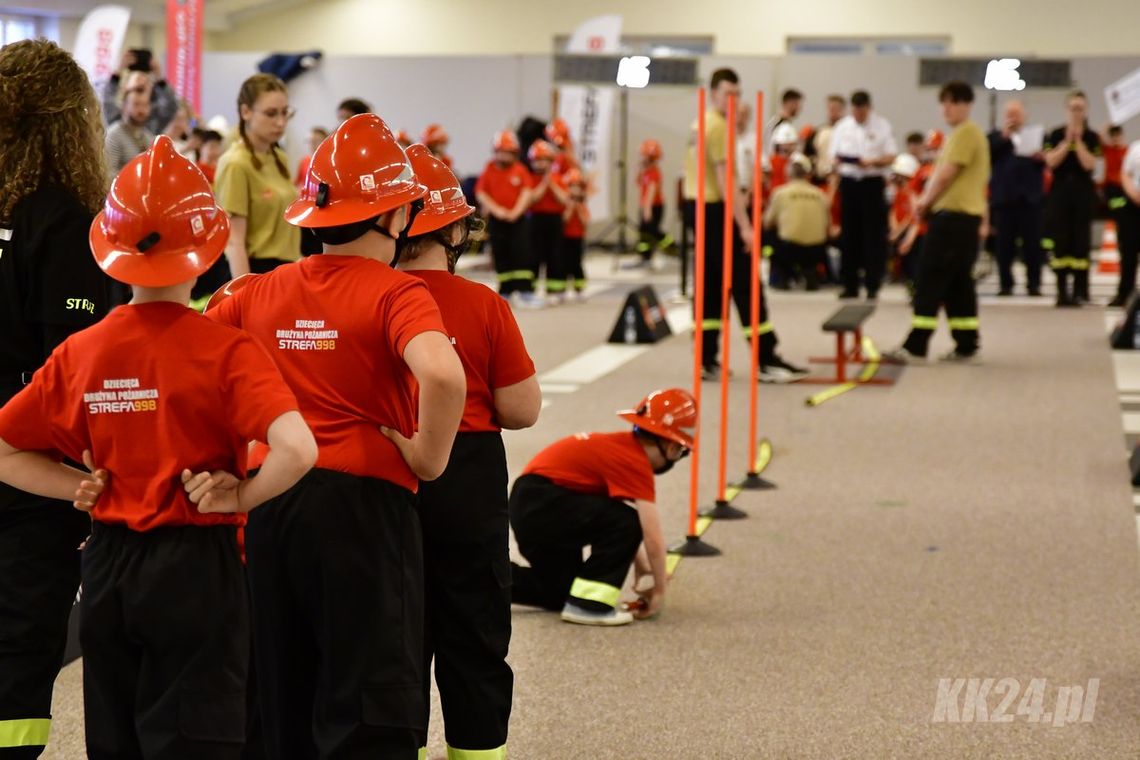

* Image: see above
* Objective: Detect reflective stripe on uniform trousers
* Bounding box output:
[911,315,939,330]
[700,318,723,330]
[1041,237,1056,251]
[545,279,567,293]
[1049,257,1090,271]
[496,270,536,283]
[0,718,51,748]
[568,577,621,608]
[947,317,979,331]
[447,744,507,760]
[743,321,774,337]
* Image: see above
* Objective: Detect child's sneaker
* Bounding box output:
[560,601,633,626]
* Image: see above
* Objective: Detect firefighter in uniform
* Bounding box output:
[398,144,541,760]
[0,40,114,759]
[206,114,467,759]
[0,136,317,758]
[1043,91,1101,307]
[683,68,807,384]
[421,123,454,170]
[635,139,672,267]
[886,82,990,364]
[509,388,696,626]
[476,131,534,297]
[525,139,569,301]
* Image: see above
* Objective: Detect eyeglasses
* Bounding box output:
[256,107,297,122]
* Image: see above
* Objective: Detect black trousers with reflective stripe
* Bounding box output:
[508,475,642,611]
[903,212,981,356]
[838,176,888,296]
[638,205,666,260]
[244,469,424,760]
[561,237,586,289]
[416,433,513,753]
[684,200,777,366]
[1045,177,1095,296]
[529,212,565,291]
[80,522,247,760]
[0,495,88,759]
[488,218,530,295]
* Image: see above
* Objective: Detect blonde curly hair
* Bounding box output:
[0,39,107,226]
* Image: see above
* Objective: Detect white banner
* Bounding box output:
[1105,67,1140,126]
[557,15,622,222]
[72,5,131,84]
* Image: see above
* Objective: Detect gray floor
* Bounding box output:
[43,256,1140,758]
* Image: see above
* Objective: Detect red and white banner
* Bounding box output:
[166,0,203,114]
[72,5,131,84]
[558,15,622,222]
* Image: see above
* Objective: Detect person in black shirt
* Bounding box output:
[989,100,1046,296]
[1043,91,1101,307]
[0,40,114,759]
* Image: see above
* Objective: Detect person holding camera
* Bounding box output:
[99,49,178,135]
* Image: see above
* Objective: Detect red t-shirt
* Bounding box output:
[891,185,915,226]
[564,202,589,239]
[523,431,655,503]
[553,153,577,174]
[528,171,565,215]
[769,154,789,190]
[638,165,664,207]
[0,303,298,531]
[208,255,447,492]
[408,270,535,433]
[1104,144,1127,187]
[198,162,217,184]
[294,154,312,187]
[475,160,530,210]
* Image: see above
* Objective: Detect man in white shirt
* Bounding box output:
[1116,139,1140,305]
[810,94,846,180]
[827,89,898,299]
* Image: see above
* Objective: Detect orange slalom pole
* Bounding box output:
[747,91,763,474]
[715,94,736,505]
[686,88,707,542]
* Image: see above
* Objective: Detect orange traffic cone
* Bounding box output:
[1099,220,1121,274]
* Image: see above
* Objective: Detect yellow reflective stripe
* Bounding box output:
[188,295,211,313]
[545,279,567,292]
[636,242,651,252]
[447,744,506,760]
[911,315,938,330]
[761,246,774,257]
[1109,197,1127,209]
[700,319,723,330]
[1041,238,1055,251]
[0,719,51,748]
[1050,257,1090,270]
[569,577,620,607]
[947,317,979,330]
[574,278,587,289]
[744,321,774,336]
[418,748,427,760]
[498,270,535,282]
[660,235,675,247]
[1070,258,1090,270]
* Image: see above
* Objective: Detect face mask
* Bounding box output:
[378,198,425,266]
[653,459,677,475]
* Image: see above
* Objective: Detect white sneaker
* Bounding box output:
[881,347,926,365]
[938,349,980,364]
[512,292,545,310]
[560,601,633,626]
[546,293,565,307]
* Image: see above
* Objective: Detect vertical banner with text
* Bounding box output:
[557,15,622,222]
[72,5,131,85]
[166,0,203,114]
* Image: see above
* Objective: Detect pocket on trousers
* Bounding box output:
[361,683,426,731]
[178,689,246,743]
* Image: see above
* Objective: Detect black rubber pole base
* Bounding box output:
[740,472,777,490]
[668,535,722,556]
[700,500,748,520]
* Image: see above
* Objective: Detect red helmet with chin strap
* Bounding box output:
[617,388,697,449]
[404,143,475,237]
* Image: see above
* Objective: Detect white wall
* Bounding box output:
[209,0,1140,57]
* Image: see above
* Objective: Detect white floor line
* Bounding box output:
[539,382,581,394]
[1132,493,1140,509]
[540,344,651,387]
[1120,394,1140,406]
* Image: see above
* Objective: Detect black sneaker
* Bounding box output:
[1108,296,1128,308]
[759,356,809,383]
[838,291,859,300]
[997,288,1013,297]
[701,362,722,381]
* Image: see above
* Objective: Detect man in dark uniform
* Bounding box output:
[1043,91,1101,307]
[989,100,1046,296]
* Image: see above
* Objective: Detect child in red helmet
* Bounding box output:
[546,117,577,174]
[421,123,453,169]
[562,168,591,300]
[509,388,695,625]
[525,139,570,305]
[0,136,316,757]
[398,143,541,760]
[634,138,672,268]
[476,130,534,297]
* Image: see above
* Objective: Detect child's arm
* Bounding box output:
[898,223,919,255]
[641,181,659,222]
[633,499,668,619]
[475,190,507,220]
[0,440,107,510]
[185,410,316,513]
[507,187,532,221]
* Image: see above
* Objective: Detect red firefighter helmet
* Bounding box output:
[421,123,449,147]
[617,388,698,449]
[89,135,229,287]
[639,139,662,161]
[925,129,944,151]
[205,273,260,313]
[528,139,556,163]
[492,130,520,153]
[562,168,586,187]
[396,129,412,147]
[286,113,427,228]
[545,117,572,147]
[404,143,475,236]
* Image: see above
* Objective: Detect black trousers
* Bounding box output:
[529,212,565,293]
[903,212,981,357]
[838,176,888,296]
[1044,177,1095,298]
[0,495,88,760]
[992,200,1044,293]
[487,218,532,295]
[637,205,667,261]
[416,433,513,755]
[80,522,248,760]
[1117,199,1140,302]
[561,237,586,291]
[190,256,234,304]
[684,200,778,366]
[244,469,424,760]
[508,475,642,612]
[778,240,827,290]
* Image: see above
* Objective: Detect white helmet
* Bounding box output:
[771,122,798,146]
[789,152,812,174]
[891,153,919,179]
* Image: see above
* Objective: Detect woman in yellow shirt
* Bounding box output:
[215,73,300,275]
